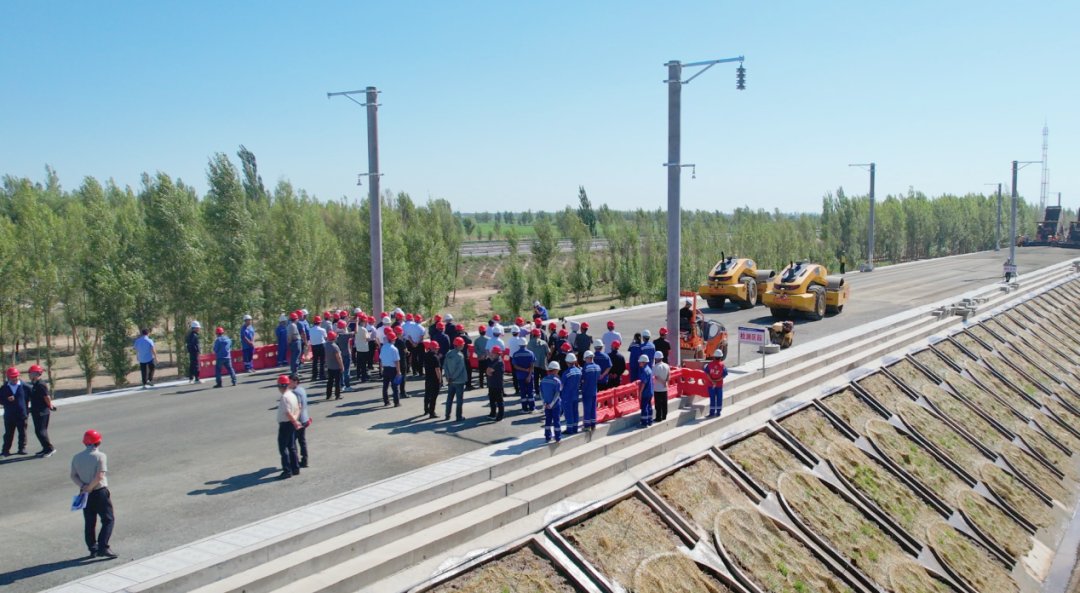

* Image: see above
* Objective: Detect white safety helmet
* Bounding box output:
[642,330,651,338]
[638,354,650,363]
[713,349,724,359]
[353,307,362,314]
[190,321,201,329]
[279,315,288,322]
[593,339,604,349]
[492,327,502,335]
[565,353,577,363]
[584,350,595,359]
[534,301,540,307]
[548,361,560,371]
[654,351,664,360]
[445,313,454,321]
[393,307,403,315]
[382,316,391,325]
[511,326,519,334]
[301,309,309,316]
[243,314,252,321]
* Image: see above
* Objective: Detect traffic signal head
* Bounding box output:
[736,64,746,90]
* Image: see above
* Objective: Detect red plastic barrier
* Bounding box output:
[252,345,278,370]
[675,368,710,397]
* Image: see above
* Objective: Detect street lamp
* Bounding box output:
[1010,160,1041,268]
[663,56,744,366]
[329,87,384,316]
[848,163,876,271]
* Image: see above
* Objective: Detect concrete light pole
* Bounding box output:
[328,87,384,316]
[664,56,744,366]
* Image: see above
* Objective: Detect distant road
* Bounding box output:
[459,238,607,258]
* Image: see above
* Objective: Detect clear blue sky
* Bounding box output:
[2,1,1076,213]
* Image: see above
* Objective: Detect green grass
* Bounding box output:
[465,221,540,241]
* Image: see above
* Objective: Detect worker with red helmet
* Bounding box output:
[443,337,469,420]
[607,340,626,390]
[308,315,328,383]
[2,367,31,456]
[186,321,203,384]
[403,314,425,378]
[474,325,489,390]
[28,365,56,456]
[430,322,451,361]
[546,321,558,351]
[324,330,344,400]
[573,322,593,359]
[511,337,537,412]
[554,331,571,371]
[379,328,403,407]
[654,327,672,365]
[71,429,116,557]
[333,320,354,392]
[287,312,303,374]
[274,375,302,479]
[526,328,550,395]
[454,325,475,390]
[601,320,621,354]
[392,326,411,397]
[422,340,443,418]
[354,315,371,383]
[485,346,506,421]
[212,327,237,388]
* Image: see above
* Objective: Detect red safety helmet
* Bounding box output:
[277,375,291,386]
[478,325,487,333]
[394,326,404,335]
[560,342,572,352]
[456,324,464,331]
[339,310,347,317]
[659,327,668,335]
[548,322,557,330]
[313,316,322,323]
[415,314,423,322]
[384,327,394,337]
[295,309,304,317]
[327,331,338,340]
[534,317,542,325]
[531,328,542,336]
[607,320,615,329]
[28,364,44,374]
[434,314,443,322]
[83,429,102,445]
[580,322,589,330]
[558,329,568,338]
[491,345,502,354]
[215,327,225,334]
[324,311,331,318]
[6,367,19,378]
[337,320,347,329]
[611,340,622,349]
[289,313,298,321]
[453,337,465,347]
[492,314,501,321]
[395,311,405,319]
[405,313,414,321]
[436,322,446,330]
[515,317,524,325]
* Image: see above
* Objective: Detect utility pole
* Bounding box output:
[328,86,384,316]
[1010,160,1042,265]
[848,163,876,270]
[984,183,1002,250]
[663,56,744,366]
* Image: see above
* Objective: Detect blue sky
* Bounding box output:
[2,1,1076,213]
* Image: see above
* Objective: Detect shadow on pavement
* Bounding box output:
[0,556,105,585]
[0,455,38,467]
[492,436,549,456]
[188,467,280,496]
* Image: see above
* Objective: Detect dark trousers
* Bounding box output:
[341,358,351,388]
[295,425,308,464]
[242,347,254,372]
[367,344,376,369]
[84,488,114,553]
[382,367,399,405]
[326,369,342,399]
[655,391,669,422]
[477,359,487,388]
[289,340,302,374]
[465,359,474,389]
[32,412,52,452]
[355,351,370,381]
[215,358,236,386]
[139,362,155,386]
[311,344,326,380]
[277,341,288,365]
[188,353,200,380]
[277,422,300,475]
[487,385,505,420]
[425,379,440,415]
[411,345,424,376]
[3,416,27,453]
[445,383,465,419]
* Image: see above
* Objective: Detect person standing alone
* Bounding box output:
[241,315,256,372]
[71,429,116,558]
[187,321,202,384]
[212,327,236,388]
[134,329,157,389]
[705,349,727,418]
[28,365,56,457]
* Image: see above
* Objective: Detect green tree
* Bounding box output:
[577,186,597,236]
[531,216,559,272]
[237,145,267,203]
[462,217,476,239]
[504,226,519,257]
[204,153,259,334]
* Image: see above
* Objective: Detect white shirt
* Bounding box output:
[277,390,299,424]
[602,331,622,353]
[308,325,327,346]
[403,321,425,343]
[653,362,670,393]
[486,337,506,353]
[491,323,504,335]
[508,336,528,353]
[355,327,370,352]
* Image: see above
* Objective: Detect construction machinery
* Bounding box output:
[762,261,849,321]
[769,321,794,349]
[678,291,728,364]
[1023,205,1063,246]
[1058,211,1080,249]
[697,253,776,310]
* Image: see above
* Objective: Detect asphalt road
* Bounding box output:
[1,247,1075,593]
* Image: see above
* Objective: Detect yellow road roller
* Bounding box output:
[761,260,849,321]
[697,253,776,310]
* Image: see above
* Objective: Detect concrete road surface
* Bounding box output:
[0,247,1074,593]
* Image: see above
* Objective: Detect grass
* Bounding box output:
[885,560,953,593]
[465,221,540,241]
[935,341,973,367]
[1015,423,1078,481]
[953,332,991,354]
[723,433,807,492]
[918,382,1008,452]
[977,462,1053,528]
[1000,350,1080,405]
[983,358,1048,405]
[893,398,986,467]
[857,373,914,414]
[654,458,753,529]
[968,325,1004,347]
[777,470,912,592]
[955,489,1033,559]
[1045,399,1080,434]
[999,441,1072,504]
[778,406,847,459]
[927,521,1016,593]
[429,545,579,593]
[963,362,1041,418]
[632,552,732,593]
[911,350,954,380]
[865,419,969,506]
[821,388,886,436]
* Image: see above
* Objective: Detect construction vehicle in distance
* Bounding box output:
[1058,210,1080,249]
[762,261,849,321]
[697,253,776,310]
[1023,205,1063,246]
[678,291,728,365]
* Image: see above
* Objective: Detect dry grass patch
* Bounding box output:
[926,522,1016,593]
[968,325,1005,347]
[858,373,913,414]
[1044,399,1080,434]
[945,373,1030,430]
[885,560,953,593]
[936,341,975,366]
[777,470,910,591]
[654,458,753,529]
[988,317,1020,337]
[714,508,849,593]
[778,406,847,459]
[912,350,954,379]
[999,441,1072,504]
[724,433,806,492]
[977,462,1053,528]
[865,420,969,504]
[895,398,986,466]
[953,332,991,354]
[955,489,1032,559]
[983,357,1048,403]
[822,389,886,435]
[430,546,580,593]
[562,497,685,589]
[963,363,1042,417]
[1001,350,1080,406]
[632,553,733,593]
[888,360,935,390]
[1015,425,1077,480]
[921,385,1008,451]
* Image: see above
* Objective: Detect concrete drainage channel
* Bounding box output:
[66,259,1080,593]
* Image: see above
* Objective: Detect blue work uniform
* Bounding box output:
[539,374,562,442]
[534,305,549,321]
[581,362,601,430]
[432,330,451,362]
[628,342,642,382]
[641,341,656,370]
[561,366,583,434]
[511,348,537,411]
[638,364,655,427]
[213,335,236,387]
[593,351,612,387]
[186,330,201,380]
[276,323,288,366]
[241,324,256,371]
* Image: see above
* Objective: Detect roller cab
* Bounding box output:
[697,254,776,310]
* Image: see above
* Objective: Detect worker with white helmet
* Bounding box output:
[592,339,611,388]
[561,352,582,434]
[276,315,289,367]
[640,330,656,370]
[186,321,203,384]
[241,315,256,372]
[533,301,549,321]
[581,351,601,431]
[705,349,728,418]
[637,353,655,427]
[539,361,563,443]
[652,351,671,422]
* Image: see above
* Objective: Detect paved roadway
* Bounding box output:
[1,247,1075,593]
